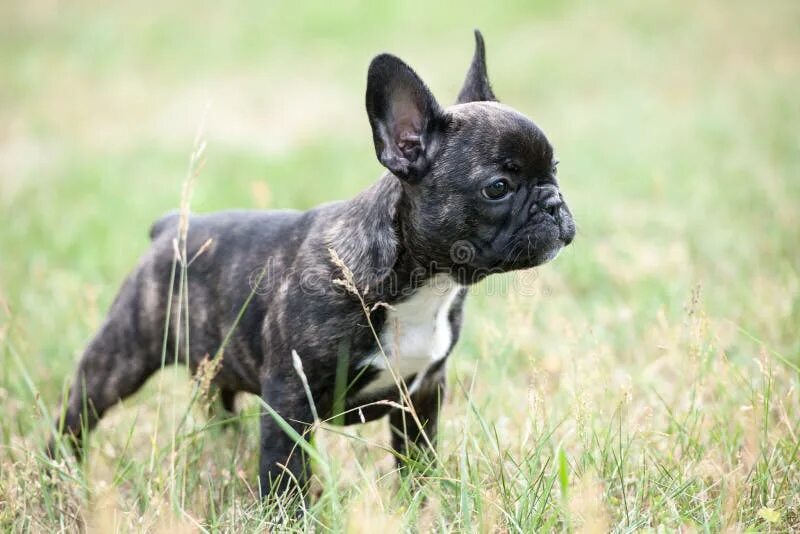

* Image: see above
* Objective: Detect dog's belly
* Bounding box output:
[359,275,462,395]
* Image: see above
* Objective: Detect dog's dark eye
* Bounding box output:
[482,179,510,200]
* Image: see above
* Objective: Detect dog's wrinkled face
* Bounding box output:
[366,31,575,283]
[414,101,575,280]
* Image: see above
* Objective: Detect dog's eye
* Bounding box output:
[482,179,510,200]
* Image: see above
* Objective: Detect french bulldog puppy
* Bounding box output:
[49,30,575,503]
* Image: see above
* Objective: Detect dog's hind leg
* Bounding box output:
[48,270,167,460]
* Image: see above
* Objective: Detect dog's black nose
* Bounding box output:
[546,199,562,219]
[538,189,563,220]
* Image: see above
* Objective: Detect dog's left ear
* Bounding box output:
[366,54,442,182]
[456,30,497,104]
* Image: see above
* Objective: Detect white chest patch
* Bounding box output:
[359,275,462,394]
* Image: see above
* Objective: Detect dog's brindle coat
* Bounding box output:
[50,31,575,501]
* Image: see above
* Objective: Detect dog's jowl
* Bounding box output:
[50,30,575,504]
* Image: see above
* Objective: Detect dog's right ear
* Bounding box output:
[366,54,442,182]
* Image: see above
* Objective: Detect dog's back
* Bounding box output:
[146,209,310,379]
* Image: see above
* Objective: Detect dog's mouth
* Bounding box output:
[540,243,565,262]
[493,207,575,271]
[497,241,562,271]
[448,198,575,284]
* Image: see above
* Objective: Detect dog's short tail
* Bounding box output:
[148,210,180,240]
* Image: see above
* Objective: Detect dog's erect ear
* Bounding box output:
[366,54,442,181]
[456,30,497,104]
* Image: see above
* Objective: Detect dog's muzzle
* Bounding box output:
[531,185,575,245]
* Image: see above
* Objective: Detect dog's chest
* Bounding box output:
[359,276,462,394]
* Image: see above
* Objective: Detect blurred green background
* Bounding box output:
[1,0,798,529]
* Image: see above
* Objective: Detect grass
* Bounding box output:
[1,0,799,531]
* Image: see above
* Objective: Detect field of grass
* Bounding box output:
[1,0,799,531]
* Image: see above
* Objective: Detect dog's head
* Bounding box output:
[366,31,575,284]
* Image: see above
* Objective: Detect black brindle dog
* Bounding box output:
[49,30,575,503]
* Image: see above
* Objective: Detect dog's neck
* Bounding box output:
[325,173,442,301]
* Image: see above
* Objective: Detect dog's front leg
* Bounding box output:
[259,373,315,504]
[389,374,445,474]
